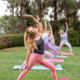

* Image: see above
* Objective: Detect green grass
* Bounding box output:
[0,46,80,80]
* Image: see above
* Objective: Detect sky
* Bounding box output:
[0,0,80,19]
[0,0,11,17]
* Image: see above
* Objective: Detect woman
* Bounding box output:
[59,22,72,54]
[17,15,57,80]
[48,23,63,57]
[42,16,57,60]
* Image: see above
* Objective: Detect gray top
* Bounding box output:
[60,25,68,43]
[33,35,44,55]
[48,35,54,41]
[43,32,49,41]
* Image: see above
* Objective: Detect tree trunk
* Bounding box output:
[53,0,57,39]
[39,0,42,19]
[20,2,23,33]
[66,12,69,24]
[12,5,14,17]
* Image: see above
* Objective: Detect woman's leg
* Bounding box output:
[50,42,62,53]
[44,50,54,64]
[59,40,66,48]
[45,41,57,59]
[17,54,38,80]
[38,58,57,80]
[65,41,72,53]
[55,45,63,57]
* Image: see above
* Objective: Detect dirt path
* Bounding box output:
[0,49,26,52]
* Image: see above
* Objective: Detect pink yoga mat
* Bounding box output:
[50,51,75,55]
[59,78,68,80]
[46,59,64,63]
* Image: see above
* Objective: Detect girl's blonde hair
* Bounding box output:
[24,26,38,51]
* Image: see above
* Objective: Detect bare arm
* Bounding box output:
[48,23,53,36]
[36,15,44,34]
[25,46,31,69]
[24,15,39,25]
[44,16,47,32]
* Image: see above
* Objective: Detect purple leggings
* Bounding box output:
[44,50,53,64]
[45,40,57,58]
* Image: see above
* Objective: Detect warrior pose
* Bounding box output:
[17,15,57,80]
[59,22,72,54]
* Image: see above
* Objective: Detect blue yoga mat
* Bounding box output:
[13,64,63,71]
[53,55,67,58]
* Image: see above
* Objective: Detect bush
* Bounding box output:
[0,31,80,50]
[0,34,24,50]
[55,31,80,46]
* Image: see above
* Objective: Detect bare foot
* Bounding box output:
[55,58,58,61]
[19,66,22,69]
[61,54,63,57]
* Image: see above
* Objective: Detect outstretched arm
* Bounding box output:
[48,23,53,36]
[36,15,44,34]
[44,16,47,32]
[24,15,39,25]
[65,22,68,33]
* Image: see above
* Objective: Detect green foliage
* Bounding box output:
[0,34,24,50]
[0,16,19,34]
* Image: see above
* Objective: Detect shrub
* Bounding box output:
[0,34,24,50]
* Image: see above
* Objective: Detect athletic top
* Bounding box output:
[43,32,49,41]
[48,35,54,41]
[33,35,44,55]
[60,25,68,43]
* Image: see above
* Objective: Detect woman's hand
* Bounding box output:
[48,23,51,26]
[44,16,46,21]
[65,22,67,25]
[36,15,40,20]
[25,63,28,69]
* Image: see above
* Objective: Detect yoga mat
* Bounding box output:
[61,52,75,55]
[59,78,69,80]
[53,55,67,58]
[13,64,63,70]
[50,51,75,55]
[46,59,64,63]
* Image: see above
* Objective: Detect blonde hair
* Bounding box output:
[60,30,64,36]
[24,26,38,51]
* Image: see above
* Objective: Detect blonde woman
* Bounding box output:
[17,15,57,80]
[60,22,72,54]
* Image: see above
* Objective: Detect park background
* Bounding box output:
[0,0,80,80]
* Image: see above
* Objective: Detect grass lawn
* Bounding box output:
[0,46,80,80]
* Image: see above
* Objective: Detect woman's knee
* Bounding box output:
[51,66,56,71]
[69,45,72,49]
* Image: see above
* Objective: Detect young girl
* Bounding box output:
[17,15,57,80]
